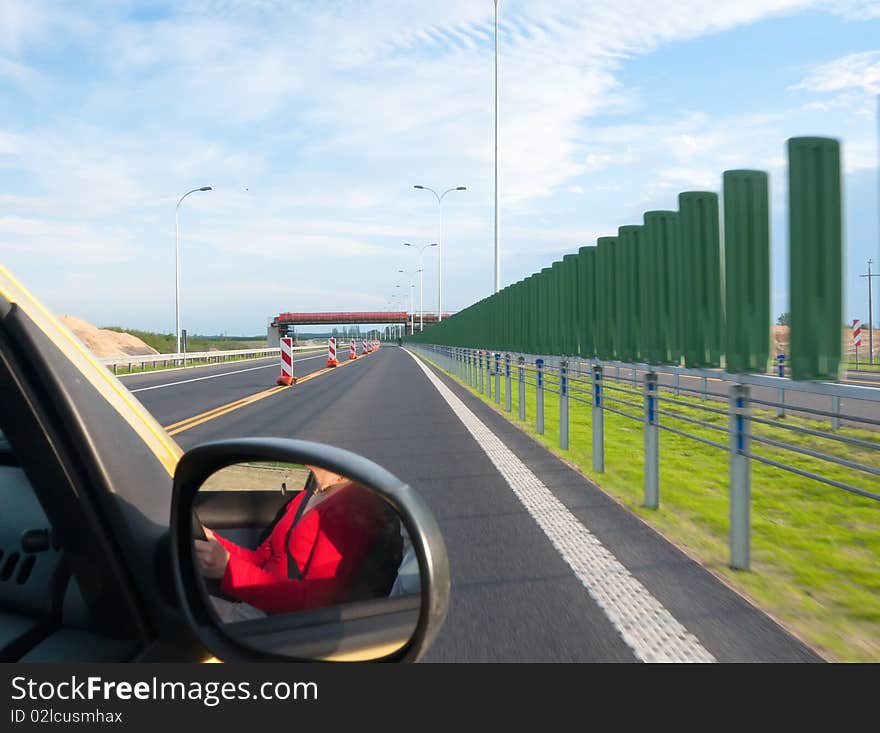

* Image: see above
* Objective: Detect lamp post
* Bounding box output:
[413,186,466,322]
[175,186,212,354]
[494,0,501,293]
[398,269,416,335]
[404,242,438,331]
[862,258,879,364]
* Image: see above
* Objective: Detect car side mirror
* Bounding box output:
[170,438,450,662]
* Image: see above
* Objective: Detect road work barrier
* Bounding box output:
[410,343,879,572]
[350,341,358,360]
[276,336,296,386]
[407,137,844,382]
[327,338,338,368]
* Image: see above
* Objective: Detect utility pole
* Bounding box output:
[494,0,501,293]
[862,258,878,364]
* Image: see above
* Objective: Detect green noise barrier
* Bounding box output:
[596,236,618,360]
[678,191,723,368]
[643,210,681,365]
[788,137,842,381]
[723,170,770,373]
[616,225,644,363]
[562,254,580,356]
[578,246,597,358]
[405,136,843,384]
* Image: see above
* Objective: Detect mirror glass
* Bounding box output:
[191,460,421,661]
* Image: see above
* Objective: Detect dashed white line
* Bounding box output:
[404,347,716,663]
[129,353,327,393]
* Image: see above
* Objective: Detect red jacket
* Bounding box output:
[214,483,389,614]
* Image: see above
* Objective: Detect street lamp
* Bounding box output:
[390,291,405,340]
[494,0,501,293]
[404,242,438,332]
[413,185,466,322]
[398,268,417,335]
[175,186,212,354]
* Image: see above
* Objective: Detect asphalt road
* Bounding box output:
[131,346,821,662]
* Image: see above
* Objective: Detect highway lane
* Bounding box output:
[125,349,351,427]
[139,345,821,662]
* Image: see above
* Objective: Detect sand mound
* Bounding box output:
[59,315,159,358]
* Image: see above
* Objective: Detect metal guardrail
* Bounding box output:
[100,344,335,374]
[411,343,880,572]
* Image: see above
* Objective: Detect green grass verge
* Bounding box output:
[417,351,880,662]
[102,327,267,354]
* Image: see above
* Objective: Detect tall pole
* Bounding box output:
[404,241,437,332]
[413,188,465,323]
[437,202,444,321]
[494,0,501,293]
[174,186,212,354]
[862,259,878,364]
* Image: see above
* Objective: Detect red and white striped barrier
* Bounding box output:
[349,341,358,360]
[853,319,862,348]
[276,336,295,386]
[362,339,369,354]
[327,337,338,368]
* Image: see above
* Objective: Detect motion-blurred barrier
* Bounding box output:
[406,137,845,382]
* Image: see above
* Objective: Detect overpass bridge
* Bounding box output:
[268,311,452,340]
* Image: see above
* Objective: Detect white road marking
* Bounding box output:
[129,353,328,393]
[404,348,716,663]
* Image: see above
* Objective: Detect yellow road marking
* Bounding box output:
[164,351,369,436]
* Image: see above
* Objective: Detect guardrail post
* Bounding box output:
[494,353,501,404]
[485,352,492,398]
[536,358,545,435]
[559,360,569,450]
[643,372,659,509]
[702,375,708,401]
[674,371,680,397]
[592,364,605,472]
[505,354,512,412]
[831,395,841,431]
[518,356,526,421]
[478,351,484,393]
[729,383,751,570]
[632,365,637,388]
[776,354,786,418]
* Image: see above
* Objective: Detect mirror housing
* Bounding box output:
[170,438,449,662]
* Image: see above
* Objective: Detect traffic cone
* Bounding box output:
[349,341,357,360]
[276,336,296,386]
[327,337,338,368]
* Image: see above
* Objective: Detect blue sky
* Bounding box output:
[1,0,878,335]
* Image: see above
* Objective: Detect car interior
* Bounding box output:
[0,429,142,662]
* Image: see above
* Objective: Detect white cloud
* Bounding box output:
[792,49,880,95]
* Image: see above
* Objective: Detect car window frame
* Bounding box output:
[0,301,149,646]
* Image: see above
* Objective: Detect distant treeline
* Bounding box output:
[102,327,266,354]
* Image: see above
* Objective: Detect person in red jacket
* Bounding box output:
[195,465,399,618]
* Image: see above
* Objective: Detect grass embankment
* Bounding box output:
[102,327,268,353]
[418,352,880,662]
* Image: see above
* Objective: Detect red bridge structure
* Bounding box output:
[270,311,451,339]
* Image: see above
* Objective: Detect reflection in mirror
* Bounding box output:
[192,461,421,660]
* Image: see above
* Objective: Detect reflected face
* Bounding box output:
[304,464,346,491]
